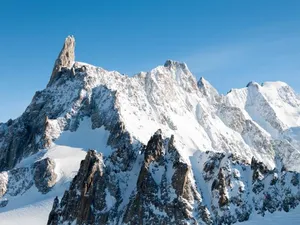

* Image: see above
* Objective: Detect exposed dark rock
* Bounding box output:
[124,131,211,225]
[200,151,300,224]
[0,199,8,208]
[47,197,60,224]
[291,173,299,186]
[0,121,41,172]
[251,157,269,182]
[144,129,164,163]
[47,150,113,225]
[48,132,212,225]
[203,153,225,181]
[33,157,57,194]
[218,168,229,208]
[7,167,34,196]
[46,129,300,225]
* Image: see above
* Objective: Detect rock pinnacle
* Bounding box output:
[48,35,75,85]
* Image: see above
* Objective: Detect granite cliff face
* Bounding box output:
[1,36,300,224]
[49,35,76,86]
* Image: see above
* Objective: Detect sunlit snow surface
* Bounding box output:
[55,117,112,156]
[0,198,54,225]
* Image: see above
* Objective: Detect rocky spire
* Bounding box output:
[48,35,75,86]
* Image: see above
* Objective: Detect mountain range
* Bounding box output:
[0,36,300,225]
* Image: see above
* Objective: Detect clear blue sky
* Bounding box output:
[1,0,300,122]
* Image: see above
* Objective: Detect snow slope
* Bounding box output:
[0,198,54,225]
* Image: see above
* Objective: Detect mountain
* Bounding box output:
[0,36,300,225]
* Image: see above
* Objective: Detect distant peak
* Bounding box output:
[246,81,260,88]
[164,59,188,70]
[197,77,219,101]
[48,35,76,86]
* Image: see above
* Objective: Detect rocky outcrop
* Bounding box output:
[0,119,42,171]
[46,128,300,225]
[33,158,57,194]
[199,152,300,224]
[48,35,75,86]
[0,157,57,208]
[47,150,111,225]
[250,157,300,215]
[47,131,212,225]
[0,166,34,207]
[123,131,212,225]
[4,167,34,196]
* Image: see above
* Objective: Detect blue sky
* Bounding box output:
[0,0,300,122]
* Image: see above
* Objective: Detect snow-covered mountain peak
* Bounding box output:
[227,79,300,129]
[2,36,300,224]
[143,59,198,93]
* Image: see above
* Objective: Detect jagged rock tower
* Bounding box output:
[48,35,75,85]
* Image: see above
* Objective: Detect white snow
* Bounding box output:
[45,145,87,182]
[0,197,54,225]
[55,117,111,156]
[189,151,212,210]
